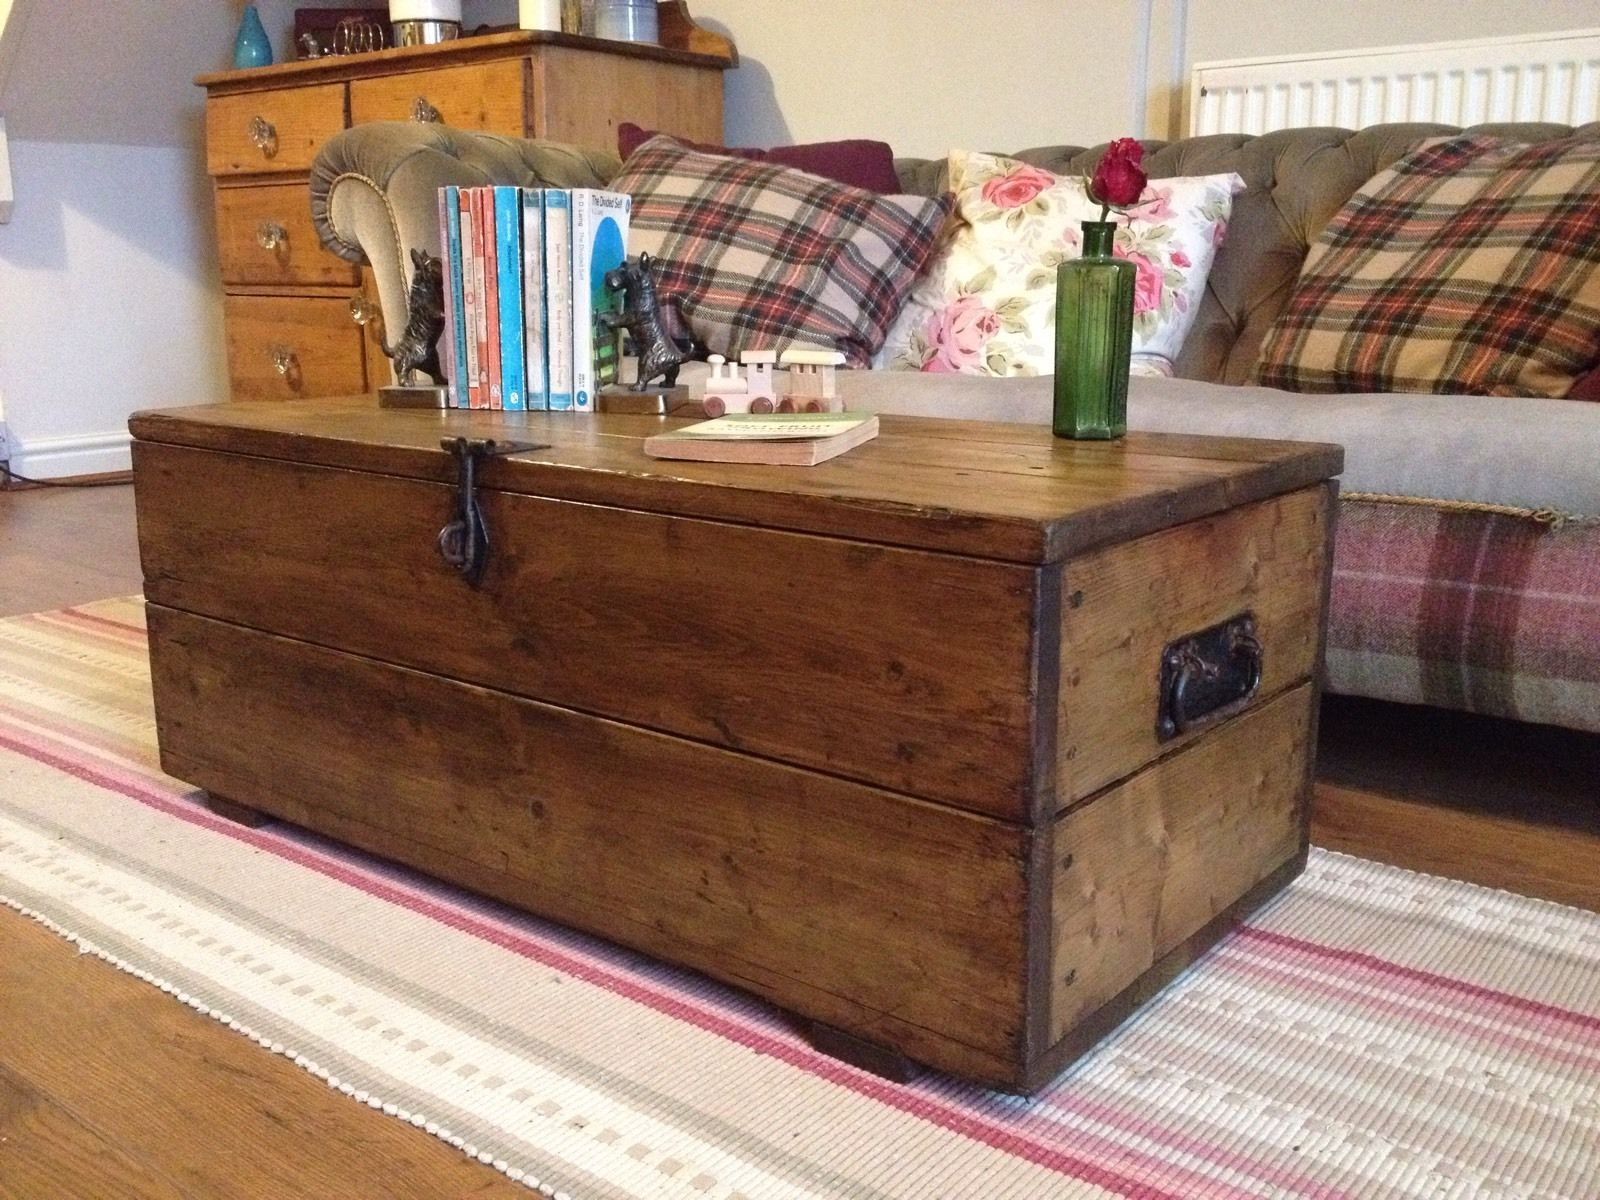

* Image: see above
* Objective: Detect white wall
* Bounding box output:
[0,2,250,477]
[704,0,1160,158]
[1186,0,1599,71]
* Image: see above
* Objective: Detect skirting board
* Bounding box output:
[7,431,131,480]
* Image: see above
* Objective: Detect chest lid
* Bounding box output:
[128,398,1342,564]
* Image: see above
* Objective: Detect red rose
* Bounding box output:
[981,165,1057,210]
[1089,138,1147,210]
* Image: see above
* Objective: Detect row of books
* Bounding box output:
[436,185,632,411]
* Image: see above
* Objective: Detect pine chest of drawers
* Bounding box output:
[131,399,1341,1091]
[197,27,731,402]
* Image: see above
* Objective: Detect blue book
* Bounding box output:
[519,189,549,411]
[494,186,525,412]
[443,186,468,408]
[543,189,574,411]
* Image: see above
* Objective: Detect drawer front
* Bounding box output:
[1057,483,1332,807]
[532,47,723,147]
[134,443,1045,819]
[215,182,360,287]
[349,60,526,133]
[145,604,1033,1087]
[207,83,347,176]
[222,295,367,401]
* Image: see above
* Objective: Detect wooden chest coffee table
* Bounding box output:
[130,398,1341,1092]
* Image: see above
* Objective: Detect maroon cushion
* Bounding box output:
[616,122,902,194]
[1567,366,1600,400]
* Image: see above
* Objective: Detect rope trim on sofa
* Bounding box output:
[324,170,407,291]
[1343,491,1600,531]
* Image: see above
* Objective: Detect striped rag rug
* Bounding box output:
[2,598,1598,1199]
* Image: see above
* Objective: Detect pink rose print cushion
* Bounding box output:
[880,149,1244,377]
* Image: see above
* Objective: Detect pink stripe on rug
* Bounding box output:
[1,723,1227,1200]
[1237,926,1600,1036]
[38,606,149,643]
[1212,944,1600,1074]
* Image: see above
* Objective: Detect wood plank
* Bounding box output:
[1050,684,1312,1043]
[533,47,724,146]
[1313,783,1600,912]
[1058,484,1332,804]
[134,441,1044,819]
[146,605,1035,1085]
[0,1060,187,1200]
[205,83,347,177]
[214,181,360,287]
[128,400,1342,564]
[195,29,733,93]
[0,909,526,1197]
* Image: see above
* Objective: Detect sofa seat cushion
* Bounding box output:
[810,371,1600,518]
[1253,134,1600,397]
[611,137,951,367]
[880,149,1243,377]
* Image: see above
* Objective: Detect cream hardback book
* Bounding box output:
[643,413,880,466]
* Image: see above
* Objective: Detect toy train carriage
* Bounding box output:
[695,348,847,417]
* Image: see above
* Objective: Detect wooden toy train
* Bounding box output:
[691,347,847,417]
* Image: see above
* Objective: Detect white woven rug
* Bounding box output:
[2,598,1598,1199]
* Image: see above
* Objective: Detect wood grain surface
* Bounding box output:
[533,47,724,145]
[205,83,348,176]
[128,399,1343,563]
[0,910,524,1198]
[1058,484,1332,804]
[221,296,368,401]
[147,605,1036,1085]
[1050,684,1313,1044]
[349,59,528,133]
[214,180,361,287]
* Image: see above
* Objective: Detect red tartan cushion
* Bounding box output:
[617,123,903,194]
[610,137,952,367]
[1253,135,1600,397]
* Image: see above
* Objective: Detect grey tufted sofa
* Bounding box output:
[309,120,1600,737]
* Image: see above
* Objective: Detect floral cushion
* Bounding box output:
[1252,134,1600,397]
[612,137,952,368]
[880,149,1244,376]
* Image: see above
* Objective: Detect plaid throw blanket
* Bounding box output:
[612,137,952,367]
[1329,500,1600,731]
[1254,135,1600,397]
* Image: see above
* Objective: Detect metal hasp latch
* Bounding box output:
[1156,612,1264,741]
[436,437,541,588]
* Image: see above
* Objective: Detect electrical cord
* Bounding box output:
[1,463,134,490]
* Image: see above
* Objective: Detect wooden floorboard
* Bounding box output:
[0,480,1596,1193]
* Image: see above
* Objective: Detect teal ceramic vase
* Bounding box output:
[1052,220,1134,440]
[233,5,274,68]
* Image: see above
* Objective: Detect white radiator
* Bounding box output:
[1189,28,1600,136]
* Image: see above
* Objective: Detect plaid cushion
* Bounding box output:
[610,137,952,367]
[1253,135,1600,397]
[1328,500,1600,732]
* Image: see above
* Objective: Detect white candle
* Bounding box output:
[518,0,563,30]
[388,0,462,21]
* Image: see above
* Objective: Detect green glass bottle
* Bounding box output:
[1053,220,1134,439]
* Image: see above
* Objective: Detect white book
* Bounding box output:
[570,188,631,412]
[543,189,573,411]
